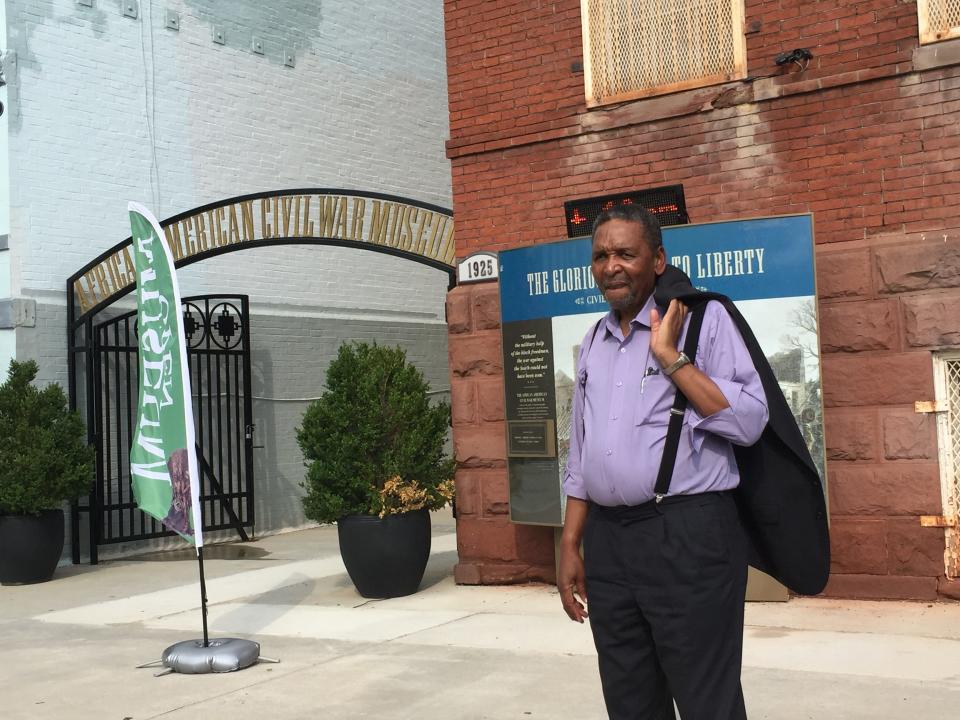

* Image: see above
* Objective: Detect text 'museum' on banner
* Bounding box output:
[498,214,822,526]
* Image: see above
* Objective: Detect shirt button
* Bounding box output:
[616,381,623,387]
[619,348,626,354]
[605,449,612,455]
[611,415,617,420]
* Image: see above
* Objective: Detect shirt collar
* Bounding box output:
[602,293,661,338]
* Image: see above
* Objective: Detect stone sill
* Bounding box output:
[913,36,960,71]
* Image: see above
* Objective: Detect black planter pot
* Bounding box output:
[0,509,65,585]
[337,509,431,598]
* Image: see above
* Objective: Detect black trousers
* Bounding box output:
[583,492,748,720]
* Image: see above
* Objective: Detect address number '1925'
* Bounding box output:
[457,253,499,284]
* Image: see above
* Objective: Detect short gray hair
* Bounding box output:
[592,205,662,252]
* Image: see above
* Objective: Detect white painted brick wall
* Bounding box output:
[5,0,451,310]
[3,0,456,556]
[0,3,12,370]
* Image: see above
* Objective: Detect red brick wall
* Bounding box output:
[444,0,960,599]
[445,0,926,158]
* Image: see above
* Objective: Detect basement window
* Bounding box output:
[918,0,960,44]
[580,0,747,107]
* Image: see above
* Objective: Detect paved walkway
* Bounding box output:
[2,518,960,719]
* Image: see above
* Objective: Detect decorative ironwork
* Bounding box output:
[182,302,207,350]
[209,302,243,350]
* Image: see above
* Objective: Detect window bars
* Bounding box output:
[934,354,960,578]
[580,0,747,106]
[918,0,960,44]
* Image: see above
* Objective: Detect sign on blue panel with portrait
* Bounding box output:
[498,214,823,526]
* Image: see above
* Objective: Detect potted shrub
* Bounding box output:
[0,360,94,584]
[297,342,455,598]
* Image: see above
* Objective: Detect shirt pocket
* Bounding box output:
[634,375,675,428]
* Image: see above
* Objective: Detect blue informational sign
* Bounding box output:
[498,214,823,526]
[499,215,815,322]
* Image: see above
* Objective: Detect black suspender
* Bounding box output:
[653,302,708,502]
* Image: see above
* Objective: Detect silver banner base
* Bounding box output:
[160,638,261,674]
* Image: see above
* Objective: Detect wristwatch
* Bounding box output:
[662,351,691,377]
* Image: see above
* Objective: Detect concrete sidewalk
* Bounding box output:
[2,518,960,720]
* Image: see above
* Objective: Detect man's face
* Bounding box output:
[591,219,665,315]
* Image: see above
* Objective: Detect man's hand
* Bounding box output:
[558,542,589,623]
[650,298,688,367]
[652,300,731,417]
[559,497,589,622]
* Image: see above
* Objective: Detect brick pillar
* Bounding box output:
[447,282,556,585]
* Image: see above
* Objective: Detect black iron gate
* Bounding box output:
[86,294,254,562]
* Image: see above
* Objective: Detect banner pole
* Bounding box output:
[198,547,209,647]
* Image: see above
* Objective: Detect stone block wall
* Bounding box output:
[819,236,959,600]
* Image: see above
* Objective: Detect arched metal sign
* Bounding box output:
[68,188,456,323]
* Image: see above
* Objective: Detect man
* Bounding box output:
[558,205,768,720]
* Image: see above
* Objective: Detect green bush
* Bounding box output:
[0,360,95,515]
[297,342,455,524]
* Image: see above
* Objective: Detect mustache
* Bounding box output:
[600,275,629,288]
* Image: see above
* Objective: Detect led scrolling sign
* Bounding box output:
[563,184,690,237]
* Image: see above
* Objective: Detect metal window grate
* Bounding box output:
[918,0,960,44]
[581,0,747,106]
[936,355,960,577]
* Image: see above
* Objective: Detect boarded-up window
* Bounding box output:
[918,0,960,44]
[580,0,747,107]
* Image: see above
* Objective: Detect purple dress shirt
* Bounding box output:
[563,294,768,506]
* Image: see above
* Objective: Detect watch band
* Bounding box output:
[662,351,691,377]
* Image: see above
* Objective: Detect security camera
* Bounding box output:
[774,48,813,71]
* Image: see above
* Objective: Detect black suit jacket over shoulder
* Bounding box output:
[655,265,830,596]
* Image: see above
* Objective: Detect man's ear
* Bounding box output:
[654,246,667,275]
